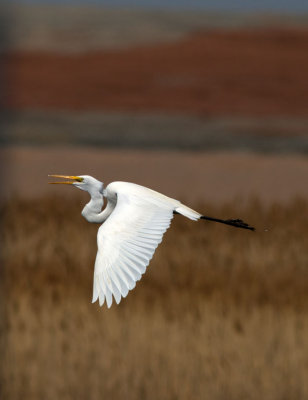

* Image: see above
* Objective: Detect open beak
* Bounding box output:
[48,175,83,184]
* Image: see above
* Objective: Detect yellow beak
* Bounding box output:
[48,175,83,184]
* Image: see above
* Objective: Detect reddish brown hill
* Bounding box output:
[3,28,308,116]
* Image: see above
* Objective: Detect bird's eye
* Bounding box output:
[75,177,84,182]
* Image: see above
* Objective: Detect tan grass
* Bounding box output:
[1,196,308,399]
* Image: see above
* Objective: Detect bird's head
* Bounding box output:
[49,175,104,195]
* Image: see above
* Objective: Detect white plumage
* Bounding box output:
[49,175,254,308]
[93,182,200,307]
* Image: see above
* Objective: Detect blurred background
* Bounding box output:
[1,0,308,399]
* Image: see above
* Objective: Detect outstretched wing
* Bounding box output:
[92,190,175,308]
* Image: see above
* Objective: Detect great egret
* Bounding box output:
[49,175,254,308]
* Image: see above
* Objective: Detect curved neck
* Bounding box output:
[81,190,111,224]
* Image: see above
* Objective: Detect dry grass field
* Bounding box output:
[1,196,308,400]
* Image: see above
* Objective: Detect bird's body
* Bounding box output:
[49,175,254,308]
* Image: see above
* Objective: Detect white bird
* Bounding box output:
[49,175,254,308]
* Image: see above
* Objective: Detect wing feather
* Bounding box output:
[92,189,174,307]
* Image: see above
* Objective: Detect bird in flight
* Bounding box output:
[49,175,254,308]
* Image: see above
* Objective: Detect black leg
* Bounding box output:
[200,215,255,231]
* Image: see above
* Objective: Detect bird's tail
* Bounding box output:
[175,204,255,230]
[175,204,201,221]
